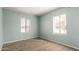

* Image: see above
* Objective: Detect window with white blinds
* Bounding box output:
[21,17,30,33]
[53,14,67,34]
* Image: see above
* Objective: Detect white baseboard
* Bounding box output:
[3,36,38,44]
[39,36,79,50]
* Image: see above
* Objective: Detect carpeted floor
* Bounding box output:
[2,38,78,51]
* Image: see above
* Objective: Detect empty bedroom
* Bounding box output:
[0,7,79,51]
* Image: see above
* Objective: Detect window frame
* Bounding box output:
[53,14,67,34]
[21,17,30,33]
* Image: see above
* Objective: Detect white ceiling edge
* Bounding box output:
[3,7,58,16]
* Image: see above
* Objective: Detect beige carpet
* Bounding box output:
[2,38,78,51]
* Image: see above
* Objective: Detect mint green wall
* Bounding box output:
[37,16,40,36]
[3,9,38,43]
[3,7,79,49]
[0,8,3,50]
[40,7,79,48]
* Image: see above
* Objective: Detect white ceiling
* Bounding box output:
[3,7,58,16]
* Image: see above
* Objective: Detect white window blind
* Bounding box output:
[21,17,30,33]
[53,14,67,34]
[26,19,30,32]
[21,17,26,32]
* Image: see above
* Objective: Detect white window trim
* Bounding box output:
[21,17,30,33]
[53,14,67,34]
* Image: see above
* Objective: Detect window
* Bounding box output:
[26,19,30,32]
[21,17,30,33]
[53,14,67,34]
[21,17,26,32]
